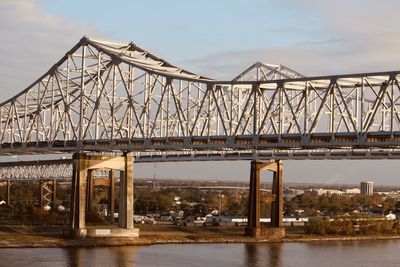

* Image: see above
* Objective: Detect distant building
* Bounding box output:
[283,188,304,200]
[343,188,361,194]
[312,188,344,196]
[360,181,374,195]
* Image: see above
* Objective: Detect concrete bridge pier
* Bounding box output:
[245,160,285,239]
[69,153,138,238]
[108,170,116,224]
[86,170,94,215]
[118,154,134,229]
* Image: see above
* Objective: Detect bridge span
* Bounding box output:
[1,36,400,239]
[1,37,400,159]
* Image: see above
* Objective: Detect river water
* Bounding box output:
[0,240,398,267]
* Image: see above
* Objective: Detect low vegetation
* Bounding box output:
[2,183,400,238]
[306,216,400,235]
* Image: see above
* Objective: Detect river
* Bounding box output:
[0,240,399,267]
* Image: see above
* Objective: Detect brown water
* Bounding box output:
[0,240,398,267]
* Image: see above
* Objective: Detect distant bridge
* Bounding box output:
[0,159,112,181]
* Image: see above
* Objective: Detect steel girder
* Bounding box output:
[1,37,400,160]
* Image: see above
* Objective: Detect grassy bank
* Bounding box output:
[1,224,400,248]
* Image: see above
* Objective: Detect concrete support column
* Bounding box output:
[108,170,115,224]
[86,170,94,214]
[70,153,88,232]
[271,160,283,228]
[118,153,134,229]
[247,161,261,229]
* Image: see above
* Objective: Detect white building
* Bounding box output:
[283,188,305,199]
[313,188,344,196]
[343,188,361,194]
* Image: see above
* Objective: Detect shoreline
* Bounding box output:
[3,236,400,249]
[1,225,400,248]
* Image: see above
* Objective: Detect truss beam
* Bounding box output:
[0,37,399,160]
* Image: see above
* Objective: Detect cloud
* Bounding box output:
[183,0,400,80]
[0,0,97,101]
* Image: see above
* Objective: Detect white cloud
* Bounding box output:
[184,0,400,80]
[0,0,97,101]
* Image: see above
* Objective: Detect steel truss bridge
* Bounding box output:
[1,36,400,166]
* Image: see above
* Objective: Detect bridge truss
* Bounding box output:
[1,37,400,162]
[0,159,110,181]
[0,160,72,181]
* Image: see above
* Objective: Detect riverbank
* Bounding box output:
[1,224,400,248]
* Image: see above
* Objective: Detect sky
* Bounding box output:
[1,0,400,185]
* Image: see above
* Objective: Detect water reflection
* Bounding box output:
[65,248,85,267]
[268,243,282,267]
[244,243,282,267]
[245,243,259,267]
[115,246,137,267]
[2,240,400,267]
[64,246,139,267]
